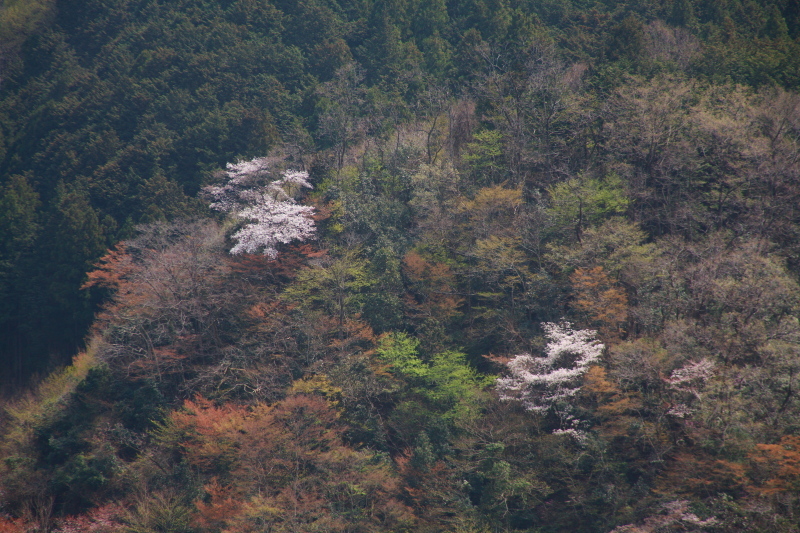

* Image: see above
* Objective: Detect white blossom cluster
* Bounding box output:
[203,158,315,258]
[497,322,604,414]
[552,428,588,443]
[610,500,717,532]
[665,358,716,418]
[229,199,315,257]
[205,157,272,212]
[665,358,715,390]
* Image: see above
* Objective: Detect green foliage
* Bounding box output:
[122,491,195,533]
[465,441,551,530]
[0,350,121,515]
[361,246,405,333]
[285,248,372,329]
[156,395,414,533]
[376,332,428,379]
[547,173,630,241]
[463,129,505,185]
[0,175,40,359]
[0,174,39,266]
[5,1,800,531]
[0,0,54,64]
[2,0,800,386]
[376,332,490,425]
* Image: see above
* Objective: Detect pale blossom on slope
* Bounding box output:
[203,158,315,257]
[497,322,604,434]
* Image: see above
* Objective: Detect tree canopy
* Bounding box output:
[2,0,800,531]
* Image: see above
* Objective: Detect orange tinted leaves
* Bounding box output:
[570,266,628,340]
[749,436,800,495]
[165,398,249,472]
[82,244,134,292]
[161,395,411,532]
[193,479,244,533]
[583,366,619,395]
[402,252,463,321]
[0,517,25,533]
[229,245,326,285]
[245,300,284,320]
[581,366,643,438]
[327,318,376,351]
[53,504,126,533]
[657,451,747,496]
[402,251,432,280]
[403,252,457,287]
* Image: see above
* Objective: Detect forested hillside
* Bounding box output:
[2,0,800,531]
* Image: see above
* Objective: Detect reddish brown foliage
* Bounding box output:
[193,479,244,532]
[749,436,800,496]
[54,504,126,533]
[402,251,463,323]
[570,266,628,340]
[0,516,25,533]
[229,244,326,286]
[657,451,747,496]
[581,366,643,426]
[82,245,134,293]
[396,454,464,529]
[163,395,413,533]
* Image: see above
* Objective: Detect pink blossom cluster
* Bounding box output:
[203,158,315,257]
[230,199,316,257]
[665,358,715,389]
[204,157,273,213]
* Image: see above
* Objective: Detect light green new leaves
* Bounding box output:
[547,173,629,240]
[376,332,491,422]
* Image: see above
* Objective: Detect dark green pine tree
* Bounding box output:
[764,4,789,40]
[0,175,41,385]
[669,0,698,28]
[18,181,107,373]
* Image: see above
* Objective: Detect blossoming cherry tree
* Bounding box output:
[204,157,315,257]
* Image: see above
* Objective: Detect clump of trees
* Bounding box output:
[497,322,603,436]
[3,0,800,531]
[204,159,316,257]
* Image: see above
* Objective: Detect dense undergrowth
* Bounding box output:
[2,0,800,531]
